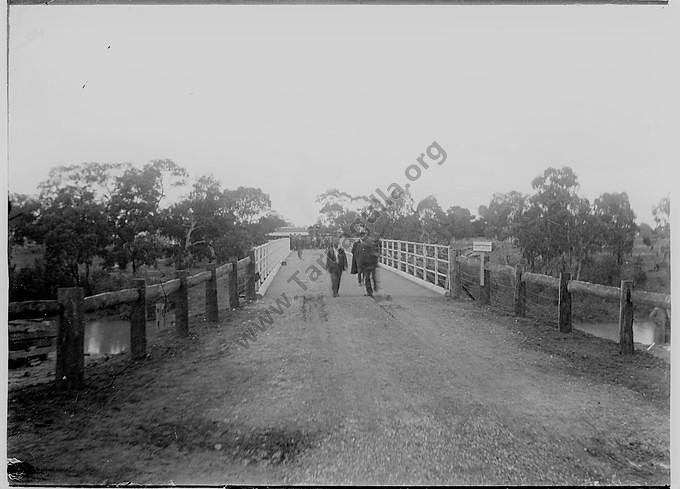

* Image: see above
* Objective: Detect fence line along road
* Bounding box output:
[8,237,291,391]
[378,238,671,354]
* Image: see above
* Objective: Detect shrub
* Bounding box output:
[580,254,621,287]
[8,262,74,301]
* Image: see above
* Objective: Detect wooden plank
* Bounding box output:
[176,270,189,337]
[522,272,559,289]
[514,265,526,317]
[620,281,634,355]
[247,250,257,300]
[567,279,620,301]
[486,263,515,275]
[131,278,147,360]
[56,287,85,391]
[558,272,572,333]
[145,279,181,302]
[229,256,239,309]
[82,288,138,312]
[480,268,491,305]
[206,264,219,322]
[631,289,671,309]
[187,270,211,288]
[215,262,232,278]
[8,300,61,320]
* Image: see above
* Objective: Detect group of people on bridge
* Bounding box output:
[323,228,381,297]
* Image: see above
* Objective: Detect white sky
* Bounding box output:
[7,4,680,227]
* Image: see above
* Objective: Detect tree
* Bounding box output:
[516,167,584,274]
[162,174,232,261]
[32,184,111,291]
[38,162,129,204]
[108,159,188,273]
[8,193,40,247]
[479,191,527,241]
[571,197,603,280]
[416,195,447,243]
[444,206,475,240]
[638,222,654,248]
[223,187,272,225]
[593,192,637,266]
[315,189,370,230]
[652,195,670,237]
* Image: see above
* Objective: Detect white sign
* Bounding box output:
[473,241,493,253]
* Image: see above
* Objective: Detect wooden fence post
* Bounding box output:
[619,280,634,355]
[176,270,189,337]
[514,265,526,317]
[480,255,490,305]
[247,250,257,301]
[146,301,157,321]
[455,252,463,299]
[228,256,239,309]
[558,272,572,333]
[131,278,147,360]
[206,263,219,322]
[56,287,85,391]
[448,246,456,298]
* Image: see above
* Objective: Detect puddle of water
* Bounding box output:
[85,311,175,355]
[10,310,176,360]
[574,320,662,346]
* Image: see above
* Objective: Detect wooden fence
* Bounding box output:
[379,239,671,355]
[8,238,291,391]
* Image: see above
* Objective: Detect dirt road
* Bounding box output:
[7,250,670,485]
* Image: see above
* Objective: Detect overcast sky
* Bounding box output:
[7,4,679,227]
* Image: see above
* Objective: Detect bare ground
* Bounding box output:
[6,250,670,485]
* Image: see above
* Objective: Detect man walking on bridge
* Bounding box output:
[357,228,381,297]
[326,231,348,297]
[295,234,304,259]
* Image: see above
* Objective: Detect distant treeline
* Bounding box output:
[313,166,671,281]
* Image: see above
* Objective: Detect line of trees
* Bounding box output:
[8,160,288,300]
[314,166,670,281]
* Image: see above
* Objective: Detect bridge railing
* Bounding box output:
[376,238,670,354]
[8,239,291,391]
[380,239,450,289]
[252,238,291,295]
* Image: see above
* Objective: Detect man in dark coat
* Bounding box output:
[296,234,303,259]
[326,233,348,297]
[350,239,363,285]
[357,229,381,296]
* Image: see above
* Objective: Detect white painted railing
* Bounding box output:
[253,238,291,295]
[380,239,450,291]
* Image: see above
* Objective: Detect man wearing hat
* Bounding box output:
[326,229,348,297]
